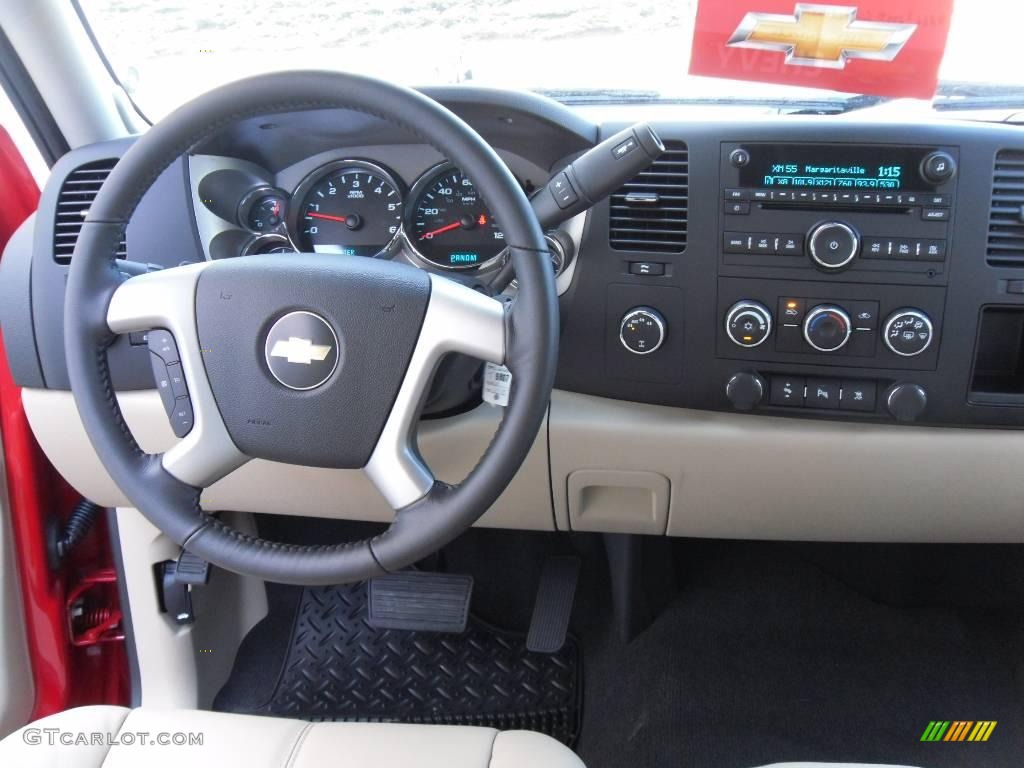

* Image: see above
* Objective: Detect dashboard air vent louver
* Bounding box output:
[987,149,1024,267]
[53,158,126,263]
[609,141,688,253]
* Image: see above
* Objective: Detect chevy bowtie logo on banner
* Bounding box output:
[689,0,953,98]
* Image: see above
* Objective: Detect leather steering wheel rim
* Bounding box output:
[64,70,557,585]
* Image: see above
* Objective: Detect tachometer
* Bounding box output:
[291,160,403,256]
[407,165,505,269]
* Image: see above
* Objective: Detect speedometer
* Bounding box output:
[291,160,403,257]
[407,165,505,270]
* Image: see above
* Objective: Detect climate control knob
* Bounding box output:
[620,307,666,355]
[803,305,852,352]
[725,301,772,348]
[883,309,933,357]
[808,221,859,270]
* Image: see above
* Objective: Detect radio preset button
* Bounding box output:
[808,221,859,270]
[884,309,934,357]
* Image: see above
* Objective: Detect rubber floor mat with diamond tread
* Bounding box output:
[247,582,581,745]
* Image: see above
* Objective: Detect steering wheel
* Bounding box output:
[64,71,558,585]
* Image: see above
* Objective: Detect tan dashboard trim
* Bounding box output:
[549,390,1024,542]
[22,388,553,531]
[23,387,1024,542]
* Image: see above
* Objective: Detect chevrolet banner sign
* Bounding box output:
[689,0,953,99]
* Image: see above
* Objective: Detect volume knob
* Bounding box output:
[808,221,859,270]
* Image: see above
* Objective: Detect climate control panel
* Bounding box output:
[716,277,944,372]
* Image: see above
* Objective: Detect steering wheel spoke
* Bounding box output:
[364,274,506,509]
[107,263,250,488]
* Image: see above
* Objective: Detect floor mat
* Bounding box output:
[215,581,581,745]
[577,541,1024,768]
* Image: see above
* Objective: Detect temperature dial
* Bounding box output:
[884,309,933,357]
[803,305,852,353]
[725,301,772,348]
[620,307,666,355]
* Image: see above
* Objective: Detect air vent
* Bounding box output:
[53,158,126,263]
[609,141,688,253]
[987,149,1024,267]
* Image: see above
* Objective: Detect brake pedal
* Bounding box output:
[368,571,473,633]
[527,556,580,653]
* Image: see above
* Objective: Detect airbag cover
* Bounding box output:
[195,254,430,468]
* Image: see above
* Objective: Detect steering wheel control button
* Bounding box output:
[769,375,806,406]
[921,151,957,183]
[805,378,840,409]
[620,307,666,355]
[147,329,180,364]
[886,383,928,422]
[170,397,195,438]
[803,305,852,353]
[264,311,340,390]
[167,363,188,398]
[725,300,772,348]
[884,309,933,357]
[726,372,764,411]
[808,221,859,270]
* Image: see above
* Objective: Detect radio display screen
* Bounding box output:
[736,144,942,191]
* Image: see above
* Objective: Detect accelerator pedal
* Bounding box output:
[368,571,473,633]
[527,556,581,653]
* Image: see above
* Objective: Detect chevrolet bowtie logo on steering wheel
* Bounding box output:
[270,337,332,365]
[264,311,340,390]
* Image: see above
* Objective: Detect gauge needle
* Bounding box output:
[419,221,461,240]
[306,212,349,223]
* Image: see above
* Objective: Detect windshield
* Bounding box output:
[79,0,1021,121]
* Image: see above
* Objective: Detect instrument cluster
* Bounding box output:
[227,159,507,271]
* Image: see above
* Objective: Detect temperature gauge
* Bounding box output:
[241,189,287,233]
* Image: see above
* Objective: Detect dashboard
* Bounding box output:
[7,86,1024,541]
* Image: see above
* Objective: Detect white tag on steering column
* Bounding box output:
[483,362,512,407]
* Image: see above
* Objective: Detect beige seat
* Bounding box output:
[0,706,585,768]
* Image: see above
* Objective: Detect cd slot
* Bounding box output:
[760,202,914,215]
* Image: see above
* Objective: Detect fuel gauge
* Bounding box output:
[240,189,287,233]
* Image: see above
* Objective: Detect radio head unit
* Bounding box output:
[731,143,955,192]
